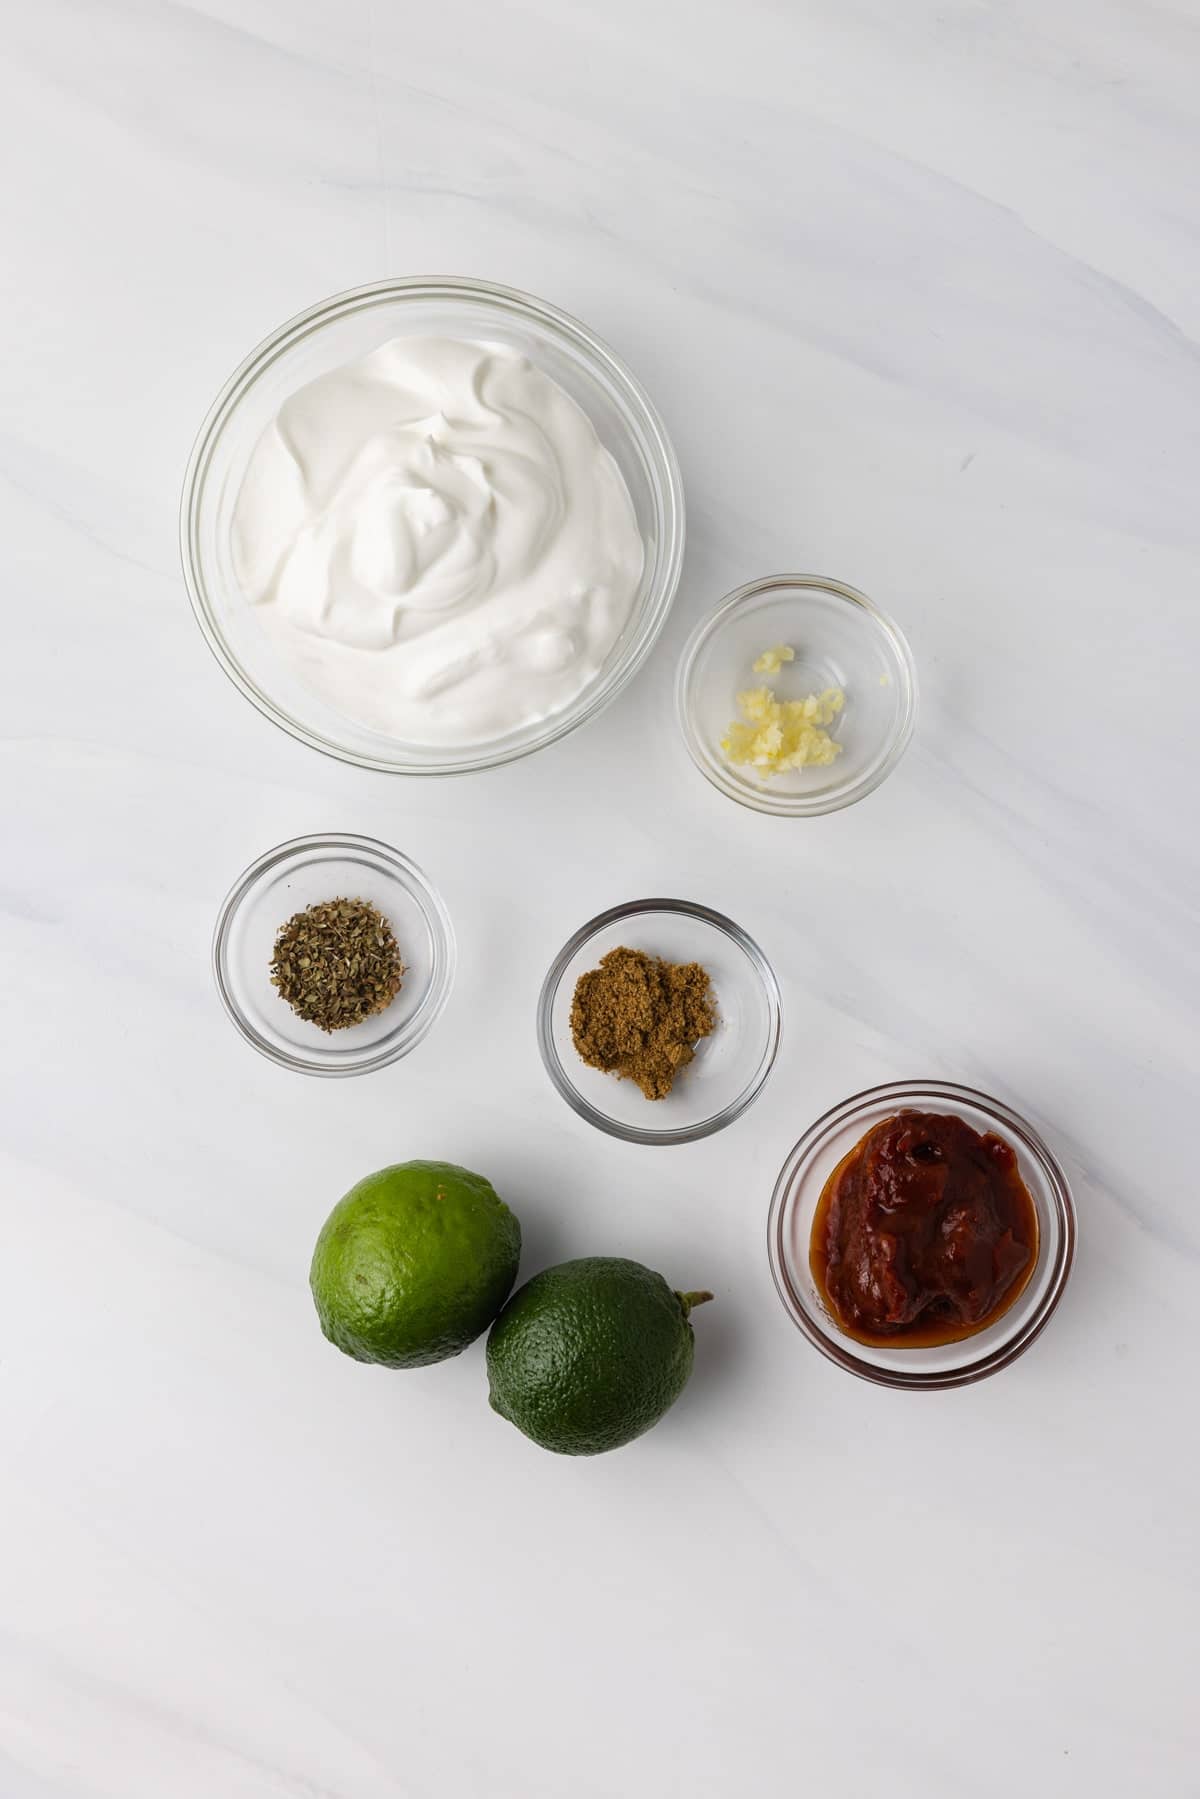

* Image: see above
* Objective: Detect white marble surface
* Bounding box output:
[3,2,1198,1793]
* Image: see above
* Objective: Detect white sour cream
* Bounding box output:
[231,337,645,746]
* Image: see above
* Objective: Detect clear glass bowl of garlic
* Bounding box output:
[676,575,918,816]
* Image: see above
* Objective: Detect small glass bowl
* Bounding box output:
[537,899,782,1145]
[768,1080,1076,1388]
[213,833,455,1075]
[181,277,685,775]
[677,574,917,816]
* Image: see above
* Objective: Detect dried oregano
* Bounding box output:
[270,898,404,1032]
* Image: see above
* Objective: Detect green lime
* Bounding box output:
[310,1161,521,1369]
[486,1257,712,1455]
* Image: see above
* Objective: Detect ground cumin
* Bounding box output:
[569,946,716,1101]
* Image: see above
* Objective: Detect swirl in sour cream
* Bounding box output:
[231,337,644,746]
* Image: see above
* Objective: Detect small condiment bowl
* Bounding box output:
[677,575,918,816]
[537,899,782,1145]
[768,1080,1076,1389]
[213,833,455,1076]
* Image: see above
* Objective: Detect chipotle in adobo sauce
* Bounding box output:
[811,1110,1038,1347]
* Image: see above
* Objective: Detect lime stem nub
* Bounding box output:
[678,1290,714,1316]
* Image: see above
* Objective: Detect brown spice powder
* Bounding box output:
[569,946,716,1101]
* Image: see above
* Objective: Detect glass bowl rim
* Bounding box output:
[767,1077,1077,1388]
[211,830,456,1076]
[536,896,783,1145]
[676,572,919,816]
[180,275,686,776]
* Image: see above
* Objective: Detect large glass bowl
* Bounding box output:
[181,278,685,774]
[768,1080,1076,1388]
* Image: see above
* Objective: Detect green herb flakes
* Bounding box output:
[270,898,404,1033]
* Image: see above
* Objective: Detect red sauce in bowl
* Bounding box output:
[810,1110,1038,1348]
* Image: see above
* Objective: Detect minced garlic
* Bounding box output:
[721,645,845,776]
